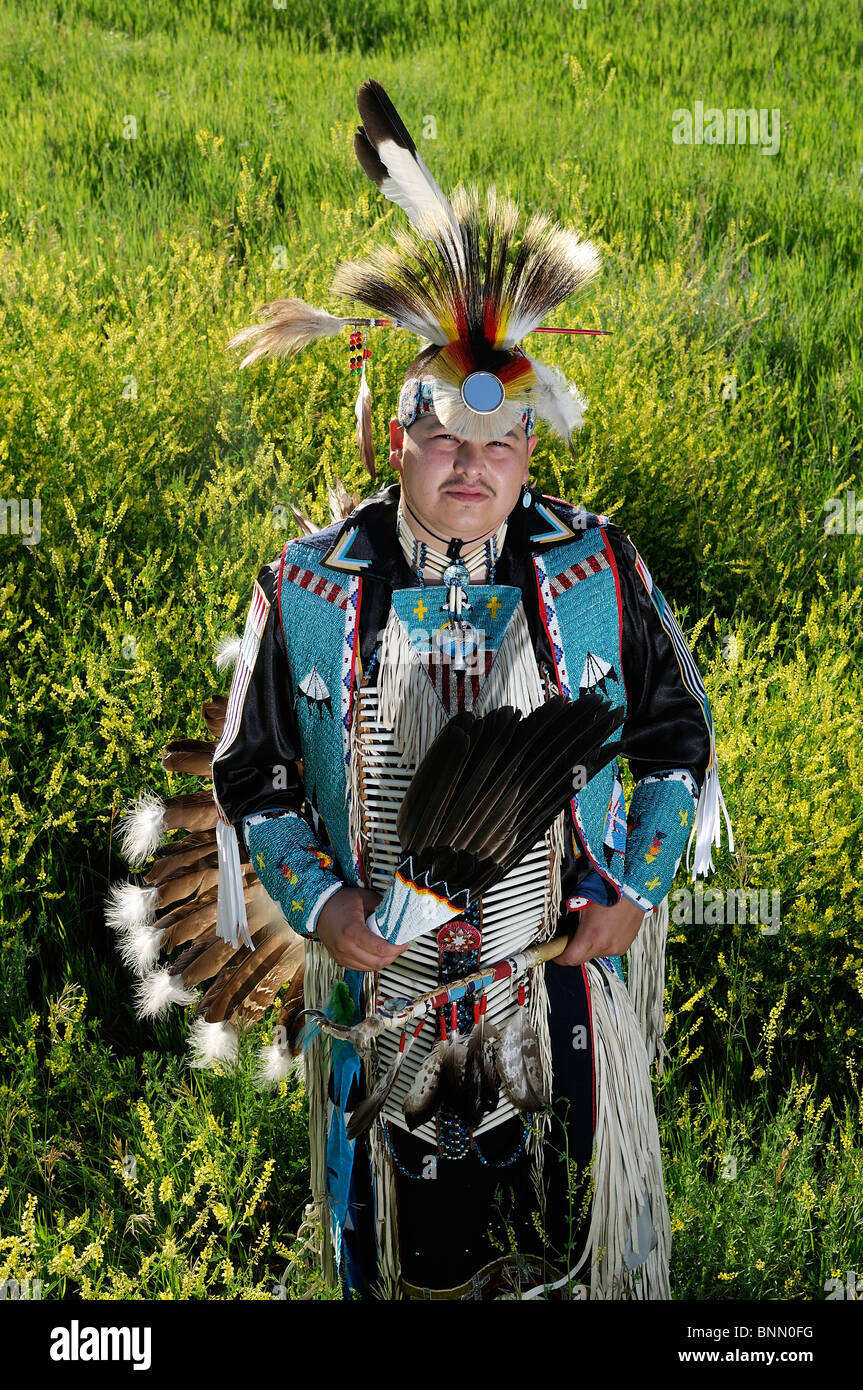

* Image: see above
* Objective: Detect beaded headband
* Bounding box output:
[398,378,537,439]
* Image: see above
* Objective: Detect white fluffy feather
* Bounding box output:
[134,967,198,1019]
[227,299,348,369]
[116,919,164,977]
[117,792,167,866]
[105,881,159,931]
[525,356,589,441]
[214,634,241,672]
[105,883,163,976]
[253,1042,304,1090]
[187,1018,239,1069]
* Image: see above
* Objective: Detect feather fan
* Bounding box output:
[367,692,623,946]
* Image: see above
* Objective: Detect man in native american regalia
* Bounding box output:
[108,82,731,1301]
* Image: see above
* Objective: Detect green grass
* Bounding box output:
[1,0,861,1298]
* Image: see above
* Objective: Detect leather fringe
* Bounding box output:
[626,895,670,1075]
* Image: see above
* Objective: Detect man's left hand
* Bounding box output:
[552,894,649,967]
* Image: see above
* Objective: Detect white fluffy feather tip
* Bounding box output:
[254,1042,304,1090]
[117,792,167,867]
[214,634,242,672]
[187,1018,239,1070]
[527,357,589,441]
[105,882,163,976]
[134,967,199,1020]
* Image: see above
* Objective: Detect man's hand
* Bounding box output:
[552,894,649,967]
[315,887,407,972]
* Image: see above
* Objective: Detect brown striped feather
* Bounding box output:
[161,739,216,777]
[202,697,227,738]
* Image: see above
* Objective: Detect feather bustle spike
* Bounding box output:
[288,503,317,536]
[144,841,217,885]
[235,936,305,1024]
[196,930,298,1023]
[328,480,360,523]
[158,877,265,952]
[161,791,220,834]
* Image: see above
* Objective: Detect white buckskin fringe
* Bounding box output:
[377,605,447,765]
[525,952,553,1198]
[626,896,670,1075]
[525,818,562,1191]
[304,937,341,1288]
[475,600,547,719]
[369,1117,402,1299]
[579,960,671,1299]
[686,758,734,878]
[215,817,252,949]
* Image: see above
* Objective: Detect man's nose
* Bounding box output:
[453,443,485,475]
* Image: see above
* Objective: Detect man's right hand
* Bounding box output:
[315,887,407,972]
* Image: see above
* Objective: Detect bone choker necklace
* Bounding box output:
[397,504,507,587]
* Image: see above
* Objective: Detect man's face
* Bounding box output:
[390,409,538,541]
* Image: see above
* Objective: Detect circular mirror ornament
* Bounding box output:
[460,371,505,414]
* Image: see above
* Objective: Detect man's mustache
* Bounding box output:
[441,481,494,496]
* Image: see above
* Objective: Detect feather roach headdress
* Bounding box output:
[228,80,606,460]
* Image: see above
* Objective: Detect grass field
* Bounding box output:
[1,0,861,1300]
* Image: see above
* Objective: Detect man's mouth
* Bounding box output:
[443,487,491,502]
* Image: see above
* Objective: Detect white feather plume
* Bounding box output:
[105,882,163,978]
[253,1042,304,1090]
[525,356,589,441]
[214,634,241,671]
[113,918,163,977]
[187,1018,239,1069]
[134,967,199,1020]
[227,298,348,369]
[105,881,159,931]
[117,792,167,867]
